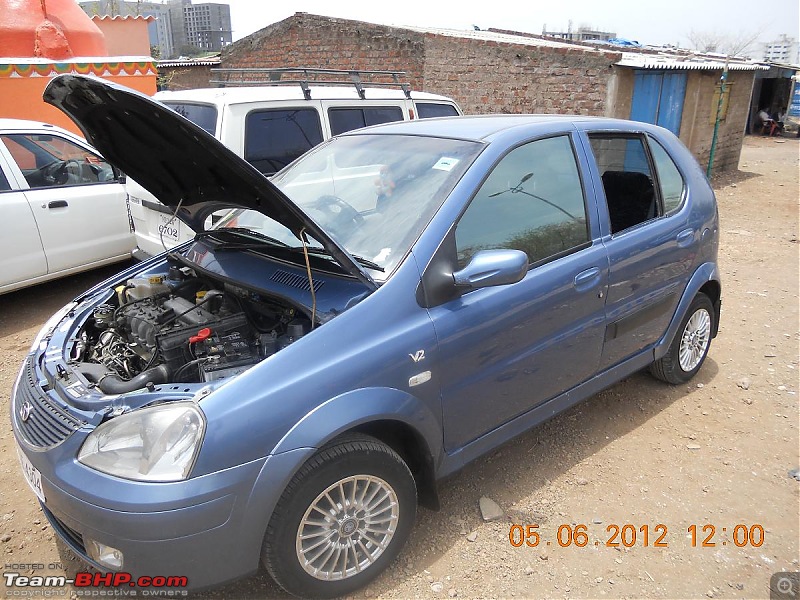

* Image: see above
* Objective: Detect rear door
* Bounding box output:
[0,148,47,290]
[0,131,133,274]
[583,131,695,369]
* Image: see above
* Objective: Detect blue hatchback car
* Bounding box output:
[12,74,720,598]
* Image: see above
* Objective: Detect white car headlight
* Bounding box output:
[30,302,77,352]
[78,402,205,482]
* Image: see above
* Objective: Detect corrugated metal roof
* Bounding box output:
[158,58,221,68]
[616,53,769,71]
[403,26,612,53]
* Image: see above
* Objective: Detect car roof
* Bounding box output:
[0,118,73,133]
[340,114,665,142]
[154,86,456,106]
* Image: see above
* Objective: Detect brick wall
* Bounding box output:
[422,34,618,115]
[221,13,426,88]
[219,12,753,172]
[221,13,618,115]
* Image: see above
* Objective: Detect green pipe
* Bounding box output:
[707,63,729,178]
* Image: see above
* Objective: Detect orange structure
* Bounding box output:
[0,0,156,134]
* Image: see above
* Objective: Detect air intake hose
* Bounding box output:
[97,364,170,394]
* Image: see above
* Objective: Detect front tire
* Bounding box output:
[262,435,416,598]
[650,292,715,384]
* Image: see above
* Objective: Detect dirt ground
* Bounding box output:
[0,135,798,600]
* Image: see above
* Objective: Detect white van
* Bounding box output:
[129,68,462,257]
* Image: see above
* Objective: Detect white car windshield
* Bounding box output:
[215,134,483,279]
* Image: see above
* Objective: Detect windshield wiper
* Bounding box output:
[194,228,290,249]
[288,246,385,272]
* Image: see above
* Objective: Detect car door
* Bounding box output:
[583,131,697,370]
[0,131,133,275]
[0,149,47,290]
[425,134,609,452]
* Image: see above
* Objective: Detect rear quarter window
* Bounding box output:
[649,138,685,213]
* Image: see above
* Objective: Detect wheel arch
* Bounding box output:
[347,420,440,510]
[654,262,721,360]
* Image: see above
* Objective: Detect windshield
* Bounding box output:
[214,134,483,279]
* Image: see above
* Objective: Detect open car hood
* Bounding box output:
[43,74,376,289]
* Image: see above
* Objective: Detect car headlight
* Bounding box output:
[78,403,205,482]
[30,302,77,352]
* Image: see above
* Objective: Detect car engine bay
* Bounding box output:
[71,265,311,394]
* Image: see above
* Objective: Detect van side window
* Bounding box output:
[328,107,404,136]
[162,103,218,135]
[416,103,459,119]
[245,108,324,175]
[589,135,658,235]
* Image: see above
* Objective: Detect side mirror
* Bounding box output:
[453,249,528,292]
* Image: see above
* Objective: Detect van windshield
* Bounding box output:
[215,134,483,279]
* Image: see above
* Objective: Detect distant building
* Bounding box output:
[80,0,231,58]
[541,24,616,43]
[169,0,232,55]
[762,35,799,65]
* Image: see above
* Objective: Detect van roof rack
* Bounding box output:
[208,67,412,100]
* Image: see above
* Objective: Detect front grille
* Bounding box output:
[15,357,85,448]
[271,269,324,292]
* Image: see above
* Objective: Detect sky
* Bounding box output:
[224,0,800,55]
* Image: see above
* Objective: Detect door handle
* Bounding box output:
[676,228,694,248]
[574,266,601,291]
[47,200,68,209]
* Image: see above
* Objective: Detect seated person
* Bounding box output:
[758,108,775,135]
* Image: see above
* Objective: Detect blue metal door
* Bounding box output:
[630,70,687,136]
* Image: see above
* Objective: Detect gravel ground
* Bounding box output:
[0,134,798,599]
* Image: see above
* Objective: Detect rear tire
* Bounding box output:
[262,435,416,599]
[650,293,715,384]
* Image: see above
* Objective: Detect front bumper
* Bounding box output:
[11,353,314,590]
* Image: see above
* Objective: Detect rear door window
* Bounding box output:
[162,103,218,135]
[244,108,324,175]
[416,103,459,119]
[328,107,404,136]
[588,135,659,235]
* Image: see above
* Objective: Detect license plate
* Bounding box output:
[158,213,181,243]
[17,445,46,503]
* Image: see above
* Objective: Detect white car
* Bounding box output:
[0,119,135,294]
